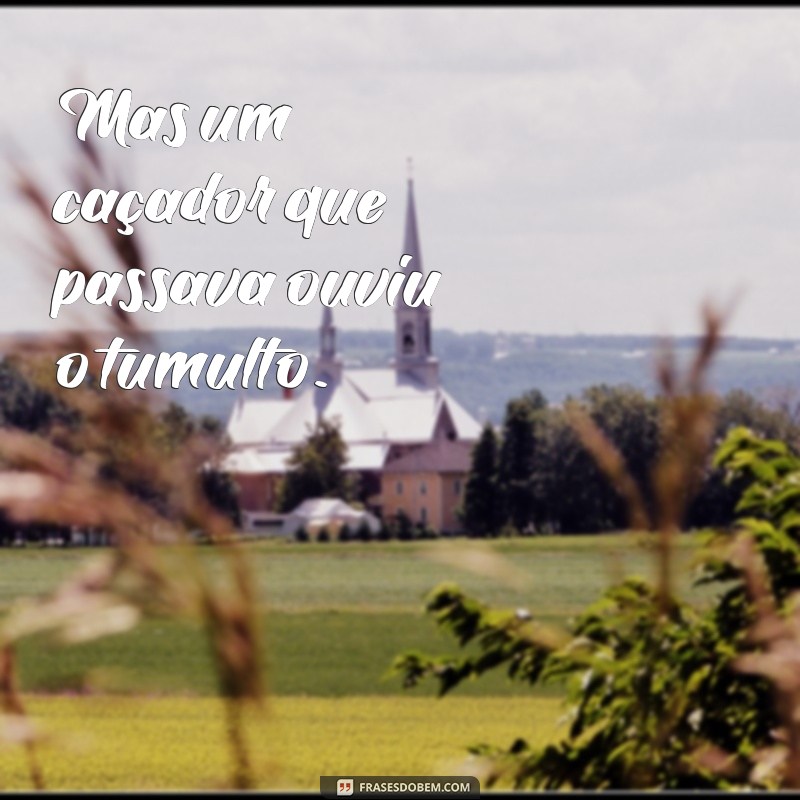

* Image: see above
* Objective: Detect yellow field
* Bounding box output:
[0,695,563,791]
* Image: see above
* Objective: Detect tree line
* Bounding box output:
[462,385,800,535]
[0,358,239,544]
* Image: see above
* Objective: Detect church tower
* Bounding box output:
[392,165,440,388]
[316,305,343,385]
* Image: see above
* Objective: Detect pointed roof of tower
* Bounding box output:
[400,159,425,308]
[316,303,343,395]
[403,179,423,275]
[320,304,335,359]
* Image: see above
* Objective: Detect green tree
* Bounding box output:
[200,468,241,528]
[155,402,226,454]
[529,386,658,533]
[519,388,548,415]
[497,398,539,532]
[461,424,503,537]
[583,384,660,527]
[127,402,240,526]
[532,407,601,532]
[0,358,76,433]
[276,418,353,512]
[689,389,800,528]
[716,388,800,446]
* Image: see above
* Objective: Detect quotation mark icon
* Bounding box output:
[337,778,354,796]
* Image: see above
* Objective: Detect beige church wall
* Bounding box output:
[381,471,448,532]
[439,472,466,533]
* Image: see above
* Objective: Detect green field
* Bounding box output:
[0,534,712,789]
[6,535,710,696]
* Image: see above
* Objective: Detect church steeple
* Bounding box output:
[320,305,336,359]
[400,160,424,304]
[393,162,439,388]
[317,305,343,384]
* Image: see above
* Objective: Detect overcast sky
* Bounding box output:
[1,7,799,340]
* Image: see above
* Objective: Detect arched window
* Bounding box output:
[402,321,415,355]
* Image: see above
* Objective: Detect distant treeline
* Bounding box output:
[461,385,800,535]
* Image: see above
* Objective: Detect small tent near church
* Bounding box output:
[280,497,381,538]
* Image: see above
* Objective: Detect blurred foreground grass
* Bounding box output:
[0,695,561,790]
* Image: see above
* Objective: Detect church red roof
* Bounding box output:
[382,438,473,474]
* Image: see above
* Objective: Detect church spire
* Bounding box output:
[317,304,342,384]
[320,305,335,359]
[393,162,439,388]
[400,161,424,305]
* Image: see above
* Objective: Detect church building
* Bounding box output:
[223,173,481,533]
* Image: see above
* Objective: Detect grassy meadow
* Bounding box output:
[0,534,712,789]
